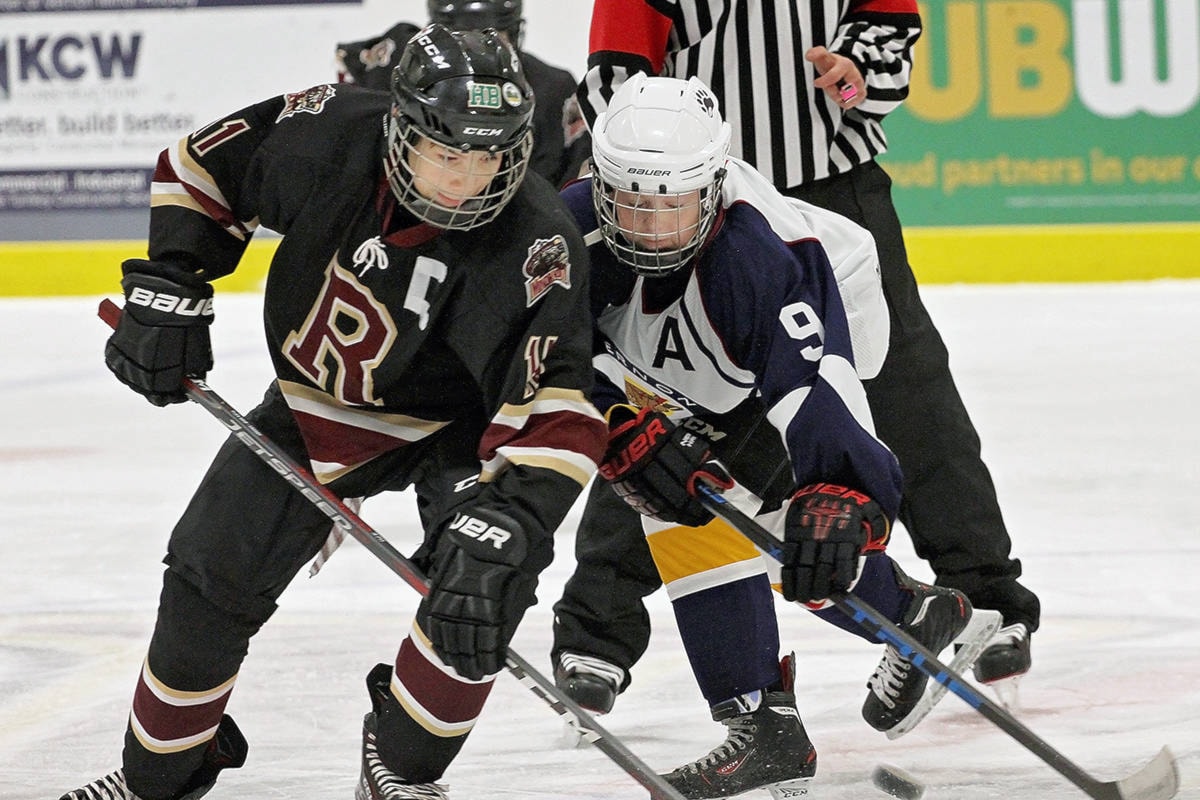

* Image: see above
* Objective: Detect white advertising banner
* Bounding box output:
[0,0,589,211]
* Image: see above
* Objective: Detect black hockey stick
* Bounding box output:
[694,483,1180,800]
[98,299,686,800]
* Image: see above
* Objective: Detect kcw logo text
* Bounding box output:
[0,32,142,101]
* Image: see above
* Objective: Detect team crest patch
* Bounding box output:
[523,235,572,306]
[277,85,337,122]
[358,38,397,72]
[623,379,680,415]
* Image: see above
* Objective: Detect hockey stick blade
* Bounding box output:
[98,298,687,800]
[694,484,1180,800]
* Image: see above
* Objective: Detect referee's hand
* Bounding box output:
[806,46,865,109]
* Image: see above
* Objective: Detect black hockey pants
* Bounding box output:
[121,382,489,798]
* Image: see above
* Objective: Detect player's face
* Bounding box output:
[613,189,703,251]
[407,136,502,207]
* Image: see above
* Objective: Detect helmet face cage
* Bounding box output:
[592,173,724,276]
[385,118,531,230]
[383,25,534,230]
[590,75,731,276]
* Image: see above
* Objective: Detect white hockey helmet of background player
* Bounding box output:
[590,74,732,276]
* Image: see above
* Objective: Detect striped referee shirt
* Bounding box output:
[577,0,922,189]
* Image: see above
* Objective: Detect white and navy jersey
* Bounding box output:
[578,0,922,188]
[560,158,901,516]
[146,83,606,540]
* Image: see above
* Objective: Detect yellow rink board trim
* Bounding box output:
[0,239,276,297]
[1,222,1198,297]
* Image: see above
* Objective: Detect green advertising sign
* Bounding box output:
[879,0,1200,227]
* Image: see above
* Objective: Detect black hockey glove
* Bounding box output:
[597,405,734,527]
[104,259,214,407]
[780,482,890,603]
[421,508,540,680]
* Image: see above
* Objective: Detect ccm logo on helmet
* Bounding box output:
[127,287,213,317]
[463,126,504,136]
[448,513,512,549]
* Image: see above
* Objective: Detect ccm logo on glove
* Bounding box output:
[126,287,214,317]
[447,513,512,550]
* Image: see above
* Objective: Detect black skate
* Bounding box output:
[661,656,816,799]
[973,623,1031,683]
[356,664,449,800]
[554,651,626,747]
[356,711,450,800]
[862,577,983,734]
[554,651,624,714]
[59,714,247,800]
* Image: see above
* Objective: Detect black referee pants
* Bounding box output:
[783,160,1038,632]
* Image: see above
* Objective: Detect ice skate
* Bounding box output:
[554,651,624,714]
[356,711,450,800]
[974,622,1031,709]
[861,575,988,736]
[555,651,625,746]
[661,656,816,799]
[59,771,144,800]
[974,622,1030,683]
[58,715,246,800]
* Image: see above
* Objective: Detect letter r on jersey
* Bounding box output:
[283,263,398,405]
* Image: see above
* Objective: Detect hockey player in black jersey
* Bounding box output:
[336,0,590,189]
[555,75,992,799]
[58,25,606,800]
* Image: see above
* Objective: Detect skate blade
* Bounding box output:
[885,609,1003,740]
[766,776,815,798]
[560,716,587,748]
[987,674,1022,711]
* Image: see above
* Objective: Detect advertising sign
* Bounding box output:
[880,0,1200,226]
[0,2,375,212]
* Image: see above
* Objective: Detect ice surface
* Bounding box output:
[2,283,1197,799]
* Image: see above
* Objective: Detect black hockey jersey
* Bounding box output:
[336,22,590,188]
[146,83,606,538]
[560,159,901,517]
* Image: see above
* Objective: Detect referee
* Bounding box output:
[552,0,1041,714]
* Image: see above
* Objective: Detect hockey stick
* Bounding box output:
[694,483,1180,800]
[98,298,686,800]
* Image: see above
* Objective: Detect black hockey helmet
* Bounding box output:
[384,24,534,230]
[427,0,524,48]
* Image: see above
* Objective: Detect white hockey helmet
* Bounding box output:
[590,74,731,275]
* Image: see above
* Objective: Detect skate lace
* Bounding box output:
[363,730,448,799]
[867,646,911,709]
[558,652,625,689]
[60,769,141,800]
[989,623,1028,648]
[678,716,757,774]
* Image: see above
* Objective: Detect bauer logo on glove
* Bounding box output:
[598,404,733,527]
[780,482,890,602]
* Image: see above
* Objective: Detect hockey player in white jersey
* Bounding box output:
[555,74,991,798]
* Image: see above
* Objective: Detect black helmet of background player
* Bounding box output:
[427,0,524,50]
[385,24,534,231]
